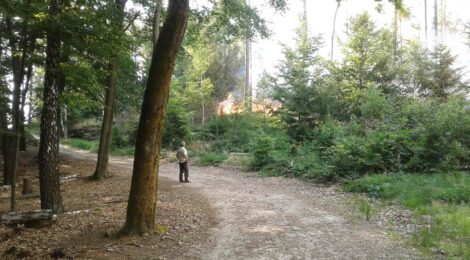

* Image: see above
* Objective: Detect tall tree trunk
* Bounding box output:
[330,0,341,60]
[302,0,307,32]
[92,0,127,179]
[93,60,117,179]
[424,0,428,47]
[0,48,10,185]
[433,0,438,40]
[392,6,398,56]
[6,15,28,211]
[122,0,188,235]
[153,0,162,46]
[245,38,251,110]
[57,52,68,139]
[39,0,63,213]
[19,58,34,151]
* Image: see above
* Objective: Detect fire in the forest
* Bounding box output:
[217,93,282,116]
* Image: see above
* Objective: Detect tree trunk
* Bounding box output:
[153,0,162,46]
[93,60,117,179]
[433,0,438,40]
[92,0,127,180]
[19,59,34,151]
[424,0,428,47]
[122,0,188,235]
[38,0,63,213]
[245,39,251,110]
[330,1,341,60]
[302,0,307,32]
[392,7,398,56]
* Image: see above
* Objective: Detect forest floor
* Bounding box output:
[0,145,422,259]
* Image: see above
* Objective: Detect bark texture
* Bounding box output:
[153,0,162,46]
[39,0,63,213]
[92,0,127,179]
[122,0,189,235]
[331,0,341,60]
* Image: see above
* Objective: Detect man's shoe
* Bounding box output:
[185,180,190,183]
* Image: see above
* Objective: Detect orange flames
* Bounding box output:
[217,94,243,116]
[217,94,282,116]
[252,98,283,115]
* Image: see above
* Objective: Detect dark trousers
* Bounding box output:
[179,162,189,182]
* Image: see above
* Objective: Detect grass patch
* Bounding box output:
[111,147,134,157]
[344,172,470,258]
[62,138,135,157]
[62,138,99,152]
[194,152,228,166]
[225,153,252,170]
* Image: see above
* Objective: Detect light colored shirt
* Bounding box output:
[176,147,188,163]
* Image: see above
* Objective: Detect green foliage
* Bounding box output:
[251,137,275,170]
[344,172,470,258]
[344,173,470,206]
[195,152,228,166]
[273,21,331,142]
[405,43,468,99]
[203,113,287,153]
[162,97,191,149]
[111,117,139,148]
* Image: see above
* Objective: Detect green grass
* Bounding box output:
[344,172,470,258]
[61,138,134,156]
[194,152,228,166]
[62,138,99,152]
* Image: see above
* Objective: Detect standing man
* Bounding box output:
[176,141,189,183]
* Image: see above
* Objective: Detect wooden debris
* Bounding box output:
[63,209,90,215]
[60,174,78,183]
[0,209,56,225]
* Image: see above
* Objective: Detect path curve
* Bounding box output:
[60,145,419,259]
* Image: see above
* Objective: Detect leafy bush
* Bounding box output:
[251,136,275,170]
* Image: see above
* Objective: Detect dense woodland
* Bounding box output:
[0,0,469,258]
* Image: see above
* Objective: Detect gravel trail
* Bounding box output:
[158,163,420,260]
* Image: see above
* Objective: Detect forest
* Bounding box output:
[0,0,469,258]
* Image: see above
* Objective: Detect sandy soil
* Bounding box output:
[0,146,421,259]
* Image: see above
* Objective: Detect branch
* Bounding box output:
[123,12,140,32]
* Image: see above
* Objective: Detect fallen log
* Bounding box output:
[60,174,78,183]
[63,209,90,215]
[0,209,56,225]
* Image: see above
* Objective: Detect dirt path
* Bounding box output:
[159,164,419,259]
[61,146,420,259]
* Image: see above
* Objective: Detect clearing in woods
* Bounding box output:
[0,146,420,259]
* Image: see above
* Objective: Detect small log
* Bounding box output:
[60,174,77,183]
[104,199,128,204]
[63,209,90,215]
[1,209,56,225]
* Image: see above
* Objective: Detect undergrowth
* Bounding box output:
[344,172,470,258]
